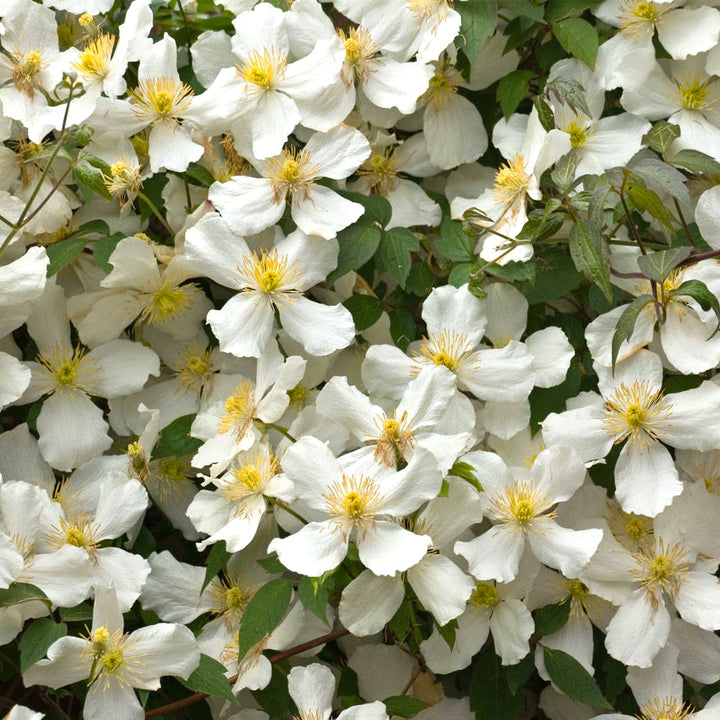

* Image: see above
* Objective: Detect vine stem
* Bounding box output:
[144,628,350,718]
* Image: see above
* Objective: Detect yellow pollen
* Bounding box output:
[174,345,216,394]
[141,283,193,325]
[602,381,672,449]
[618,1,665,39]
[493,154,530,206]
[421,64,460,110]
[522,443,546,468]
[265,148,319,203]
[408,0,450,21]
[338,26,378,84]
[219,381,256,438]
[79,13,95,27]
[37,345,97,395]
[239,48,287,91]
[638,697,694,720]
[372,412,415,467]
[626,516,649,540]
[471,581,500,608]
[101,649,125,674]
[238,249,304,299]
[632,540,689,608]
[357,149,399,195]
[47,514,100,561]
[105,159,140,208]
[633,1,657,20]
[236,464,262,490]
[56,362,77,387]
[566,120,588,147]
[222,451,280,514]
[72,33,115,79]
[159,458,186,482]
[568,579,589,598]
[489,480,556,530]
[324,475,383,536]
[129,77,194,121]
[677,76,712,111]
[91,627,109,649]
[412,329,474,375]
[66,527,85,547]
[127,442,148,482]
[705,477,715,492]
[13,50,43,95]
[287,384,308,406]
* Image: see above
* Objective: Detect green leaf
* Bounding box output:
[587,177,612,248]
[458,0,497,61]
[545,77,591,118]
[497,69,534,118]
[328,223,382,284]
[520,251,584,304]
[625,182,677,233]
[448,461,483,492]
[362,194,393,228]
[642,121,681,154]
[180,654,235,702]
[436,215,475,262]
[202,540,231,592]
[297,574,332,625]
[552,17,598,67]
[383,696,428,718]
[380,227,419,288]
[59,603,93,622]
[669,148,720,175]
[534,96,555,131]
[545,0,599,22]
[343,295,383,331]
[470,644,525,720]
[504,653,535,695]
[388,600,413,643]
[533,600,571,638]
[405,262,435,297]
[542,647,613,709]
[485,259,536,282]
[46,235,89,276]
[389,308,417,351]
[448,262,474,288]
[185,162,216,187]
[237,578,293,661]
[151,414,202,460]
[73,159,113,201]
[93,232,123,274]
[670,279,720,327]
[257,553,285,574]
[252,665,292,718]
[19,618,66,672]
[637,247,692,283]
[568,220,612,301]
[500,0,545,22]
[630,158,689,208]
[610,295,655,370]
[551,151,579,192]
[517,211,564,243]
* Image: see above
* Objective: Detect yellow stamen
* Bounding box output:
[357,149,399,195]
[338,26,379,85]
[237,248,304,299]
[470,581,500,608]
[218,381,256,438]
[488,480,556,530]
[411,330,474,375]
[238,48,287,92]
[265,148,319,203]
[129,77,194,122]
[140,283,195,325]
[323,475,383,538]
[602,381,672,449]
[72,33,115,80]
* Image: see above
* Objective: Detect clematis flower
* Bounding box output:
[23,585,200,720]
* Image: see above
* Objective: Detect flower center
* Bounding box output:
[209,577,258,630]
[324,475,383,536]
[159,458,186,482]
[287,384,308,406]
[218,381,256,438]
[36,344,97,395]
[238,248,304,299]
[265,148,319,203]
[174,345,216,394]
[222,451,280,512]
[471,581,500,608]
[488,480,556,530]
[239,48,287,91]
[72,33,115,80]
[372,413,416,468]
[493,154,530,206]
[357,149,399,195]
[677,75,712,111]
[412,329,474,375]
[338,26,378,84]
[632,540,689,607]
[638,697,694,720]
[601,380,672,448]
[129,77,194,122]
[105,159,140,207]
[421,63,460,110]
[142,283,194,325]
[566,119,589,148]
[47,514,100,562]
[13,50,43,95]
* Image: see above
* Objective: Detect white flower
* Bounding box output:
[24,585,200,720]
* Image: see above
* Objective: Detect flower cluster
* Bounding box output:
[2,1,720,720]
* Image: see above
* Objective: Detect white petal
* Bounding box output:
[288,664,334,718]
[89,339,160,398]
[269,521,347,576]
[291,184,365,239]
[208,293,275,359]
[280,297,355,356]
[455,526,525,583]
[490,598,534,665]
[358,521,431,576]
[252,91,301,159]
[209,177,285,236]
[424,96,488,170]
[148,123,203,173]
[528,524,602,578]
[130,624,200,687]
[339,570,404,636]
[675,571,720,631]
[409,554,474,626]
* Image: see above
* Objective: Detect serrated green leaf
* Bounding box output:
[637,248,692,283]
[630,158,690,208]
[46,235,89,276]
[642,121,681,154]
[202,540,231,592]
[73,159,113,201]
[180,654,235,702]
[328,223,382,284]
[535,96,555,131]
[500,0,545,22]
[389,308,417,351]
[151,414,202,460]
[257,553,286,574]
[185,162,216,187]
[670,279,720,327]
[458,0,497,61]
[237,578,293,661]
[297,574,331,626]
[94,232,124,274]
[436,215,475,262]
[568,220,612,301]
[497,69,534,118]
[448,461,483,492]
[610,295,655,371]
[517,211,564,243]
[380,227,419,288]
[543,647,613,708]
[448,262,474,288]
[551,150,580,192]
[343,294,383,331]
[545,77,592,118]
[533,600,571,638]
[20,618,66,672]
[669,148,720,175]
[485,259,536,282]
[553,17,598,67]
[470,644,525,719]
[626,182,677,233]
[383,696,428,718]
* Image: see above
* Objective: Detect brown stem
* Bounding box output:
[144,628,350,718]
